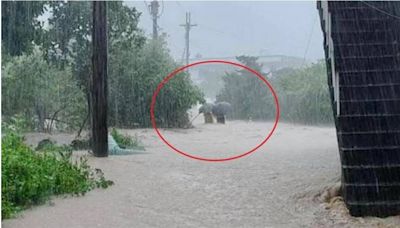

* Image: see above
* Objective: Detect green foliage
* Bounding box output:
[110,128,142,149]
[2,50,86,132]
[70,138,91,150]
[1,132,113,219]
[43,1,145,93]
[2,2,204,130]
[38,2,200,128]
[217,56,275,120]
[108,37,204,128]
[217,57,333,125]
[35,139,57,151]
[1,1,46,56]
[107,1,146,49]
[273,61,333,124]
[2,114,33,134]
[35,139,73,153]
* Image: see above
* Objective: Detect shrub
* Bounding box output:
[2,50,86,132]
[1,114,33,134]
[70,138,91,150]
[110,128,143,150]
[35,139,75,156]
[1,132,113,219]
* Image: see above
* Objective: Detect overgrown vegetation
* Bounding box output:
[217,56,276,120]
[2,50,86,132]
[70,138,91,150]
[1,1,204,131]
[273,61,333,124]
[110,128,143,149]
[217,56,333,125]
[109,37,204,128]
[1,1,46,56]
[1,1,201,221]
[1,131,113,219]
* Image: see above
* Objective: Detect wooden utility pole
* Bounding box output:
[91,1,108,157]
[149,0,160,39]
[180,12,197,66]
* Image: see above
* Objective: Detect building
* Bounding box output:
[318,1,400,217]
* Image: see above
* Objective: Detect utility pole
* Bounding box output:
[180,12,197,66]
[91,1,108,157]
[149,0,160,39]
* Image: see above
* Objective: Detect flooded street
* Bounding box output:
[4,120,400,227]
[7,120,397,228]
[3,1,400,226]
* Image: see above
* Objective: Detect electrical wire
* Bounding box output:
[143,1,151,15]
[301,15,317,67]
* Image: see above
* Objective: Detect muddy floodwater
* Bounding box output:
[3,120,400,227]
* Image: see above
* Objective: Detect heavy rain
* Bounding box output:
[1,1,400,227]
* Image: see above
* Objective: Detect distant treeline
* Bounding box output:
[217,56,333,125]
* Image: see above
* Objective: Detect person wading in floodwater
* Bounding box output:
[212,101,232,124]
[199,103,214,124]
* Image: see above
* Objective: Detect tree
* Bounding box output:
[2,50,86,132]
[2,2,204,131]
[272,61,332,124]
[108,36,204,128]
[41,1,146,129]
[43,1,145,85]
[217,57,332,124]
[217,56,274,120]
[1,1,46,56]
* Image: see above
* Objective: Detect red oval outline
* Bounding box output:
[150,60,280,162]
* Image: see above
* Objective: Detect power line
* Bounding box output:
[301,14,317,67]
[143,1,151,14]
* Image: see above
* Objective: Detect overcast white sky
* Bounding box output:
[127,1,325,62]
